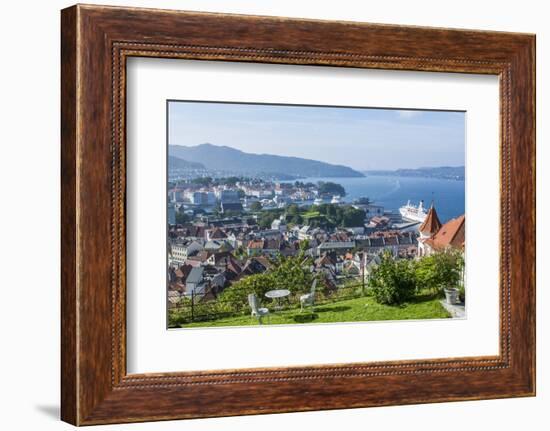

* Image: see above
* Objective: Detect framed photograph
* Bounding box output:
[61,4,535,425]
[164,101,465,331]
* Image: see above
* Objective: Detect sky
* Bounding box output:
[168,101,465,171]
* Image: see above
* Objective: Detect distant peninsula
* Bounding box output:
[168,156,205,171]
[365,166,465,181]
[169,143,365,179]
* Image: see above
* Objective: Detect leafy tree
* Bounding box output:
[249,201,263,212]
[288,213,303,225]
[315,204,339,227]
[191,176,212,186]
[415,250,464,294]
[307,215,329,229]
[341,207,366,227]
[257,209,284,228]
[286,204,301,216]
[368,252,417,305]
[211,205,222,217]
[219,253,314,309]
[326,204,339,219]
[270,253,314,295]
[220,273,277,309]
[220,176,240,186]
[310,204,365,227]
[175,211,190,224]
[317,181,346,197]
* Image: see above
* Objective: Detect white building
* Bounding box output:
[297,225,313,241]
[271,215,287,232]
[169,240,203,266]
[243,186,273,199]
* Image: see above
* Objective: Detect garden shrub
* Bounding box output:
[415,249,464,294]
[368,252,416,305]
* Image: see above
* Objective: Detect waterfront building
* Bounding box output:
[360,203,385,217]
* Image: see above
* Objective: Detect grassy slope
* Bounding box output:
[179,295,450,328]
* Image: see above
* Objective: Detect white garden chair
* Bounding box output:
[300,279,317,312]
[248,293,270,324]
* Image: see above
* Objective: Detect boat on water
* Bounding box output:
[399,200,428,223]
[313,197,324,205]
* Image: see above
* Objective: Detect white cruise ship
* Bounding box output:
[399,200,428,223]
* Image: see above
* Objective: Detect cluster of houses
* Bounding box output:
[167,203,466,309]
[168,179,358,220]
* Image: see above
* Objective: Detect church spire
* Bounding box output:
[419,204,442,237]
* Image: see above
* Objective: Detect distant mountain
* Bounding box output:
[365,166,465,180]
[169,143,364,178]
[168,156,206,170]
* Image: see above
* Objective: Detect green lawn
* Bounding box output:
[178,294,450,328]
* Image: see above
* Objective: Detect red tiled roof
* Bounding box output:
[419,206,442,235]
[247,239,265,249]
[424,215,465,251]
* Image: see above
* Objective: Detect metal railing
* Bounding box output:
[168,275,367,326]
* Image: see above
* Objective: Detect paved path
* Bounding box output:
[440,300,466,318]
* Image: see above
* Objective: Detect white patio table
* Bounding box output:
[264,289,291,310]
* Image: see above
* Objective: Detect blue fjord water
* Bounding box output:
[288,175,465,223]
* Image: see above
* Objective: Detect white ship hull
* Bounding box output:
[399,200,428,223]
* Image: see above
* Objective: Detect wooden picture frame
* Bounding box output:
[61,4,535,425]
